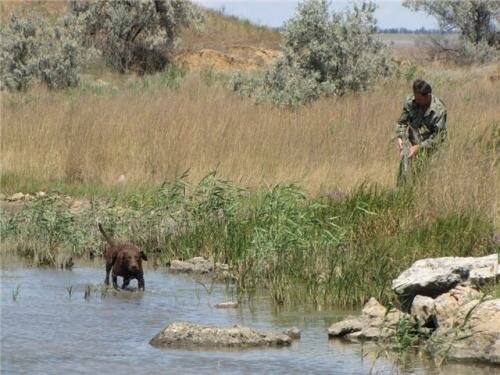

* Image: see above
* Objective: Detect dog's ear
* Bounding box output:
[140,251,148,261]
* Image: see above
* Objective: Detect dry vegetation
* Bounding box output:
[2,63,498,220]
[0,2,498,225]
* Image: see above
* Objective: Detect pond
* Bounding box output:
[1,262,496,374]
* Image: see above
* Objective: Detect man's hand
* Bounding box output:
[409,145,420,158]
[396,138,403,151]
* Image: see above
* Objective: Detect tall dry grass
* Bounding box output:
[1,64,498,221]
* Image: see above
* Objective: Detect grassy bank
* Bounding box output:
[2,64,498,204]
[1,175,496,308]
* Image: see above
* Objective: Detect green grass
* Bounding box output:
[1,172,496,308]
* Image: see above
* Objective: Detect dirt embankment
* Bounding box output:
[175,46,281,72]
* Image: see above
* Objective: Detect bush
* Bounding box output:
[67,0,202,74]
[230,0,393,107]
[0,12,81,91]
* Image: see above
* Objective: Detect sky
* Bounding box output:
[191,0,439,30]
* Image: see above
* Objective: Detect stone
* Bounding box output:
[433,285,483,329]
[429,298,500,365]
[362,297,386,319]
[169,257,214,274]
[384,309,407,327]
[283,327,301,340]
[411,295,435,326]
[35,191,46,198]
[345,326,394,342]
[392,254,498,309]
[8,192,25,201]
[149,322,292,348]
[328,316,364,337]
[169,257,233,280]
[433,292,460,328]
[215,301,239,309]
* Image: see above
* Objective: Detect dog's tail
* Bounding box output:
[98,223,116,247]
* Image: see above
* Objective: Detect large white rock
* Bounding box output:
[429,298,500,365]
[149,322,292,348]
[392,254,498,308]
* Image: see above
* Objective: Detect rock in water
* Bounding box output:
[283,327,301,340]
[150,322,292,348]
[215,301,239,309]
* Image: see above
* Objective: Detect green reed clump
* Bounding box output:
[1,173,496,308]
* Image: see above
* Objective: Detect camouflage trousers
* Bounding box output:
[396,148,432,187]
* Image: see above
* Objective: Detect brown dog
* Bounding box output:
[98,223,147,290]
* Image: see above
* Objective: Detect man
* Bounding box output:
[395,79,447,185]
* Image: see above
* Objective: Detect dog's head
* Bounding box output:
[117,246,147,273]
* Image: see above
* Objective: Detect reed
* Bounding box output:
[1,175,495,308]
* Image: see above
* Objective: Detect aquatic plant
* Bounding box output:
[11,285,21,302]
[1,173,495,308]
[84,284,91,300]
[66,285,73,299]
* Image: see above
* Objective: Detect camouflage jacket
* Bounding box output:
[395,95,447,149]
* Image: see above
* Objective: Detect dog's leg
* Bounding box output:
[112,273,118,289]
[122,277,130,290]
[105,263,112,285]
[138,274,145,291]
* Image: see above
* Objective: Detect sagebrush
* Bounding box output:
[230,0,392,106]
[0,12,80,91]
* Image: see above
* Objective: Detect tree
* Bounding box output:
[67,0,202,74]
[403,0,499,63]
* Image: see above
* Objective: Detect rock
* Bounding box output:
[169,257,214,274]
[149,322,292,348]
[392,254,498,310]
[283,327,301,340]
[328,316,364,337]
[35,191,46,198]
[433,293,459,328]
[0,193,6,200]
[429,298,500,365]
[215,301,238,309]
[169,257,232,280]
[433,285,483,329]
[362,297,386,319]
[384,308,407,327]
[411,295,435,326]
[8,192,25,201]
[328,298,407,342]
[345,326,394,342]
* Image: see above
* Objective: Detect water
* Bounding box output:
[1,263,497,374]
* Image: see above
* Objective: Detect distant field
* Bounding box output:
[378,33,459,47]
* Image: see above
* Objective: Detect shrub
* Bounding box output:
[0,12,81,91]
[67,0,202,74]
[230,0,393,107]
